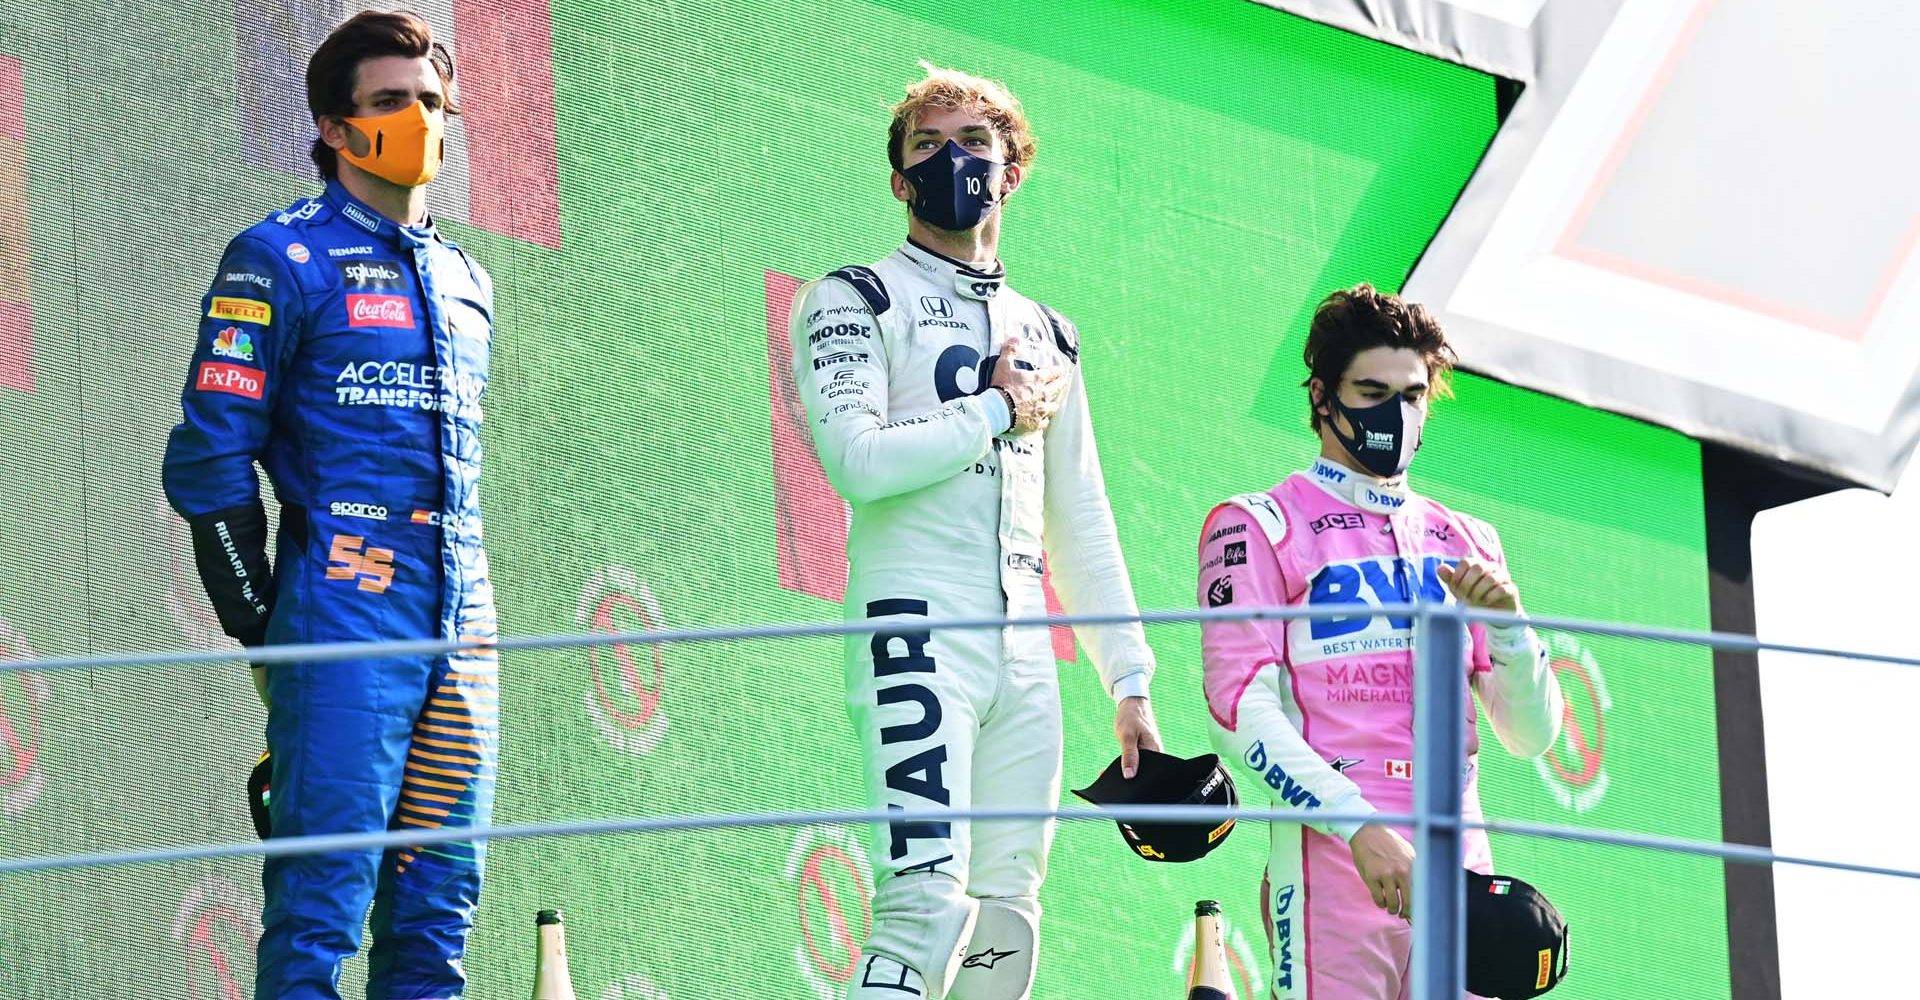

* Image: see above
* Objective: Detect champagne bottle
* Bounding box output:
[1187,900,1236,1000]
[531,909,580,1000]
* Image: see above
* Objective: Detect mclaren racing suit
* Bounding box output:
[1199,459,1563,1000]
[162,182,497,1000]
[789,240,1156,998]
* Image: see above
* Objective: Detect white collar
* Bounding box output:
[1305,457,1413,514]
[899,239,1006,301]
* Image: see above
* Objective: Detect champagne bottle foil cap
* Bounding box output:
[1195,900,1221,916]
[536,909,564,925]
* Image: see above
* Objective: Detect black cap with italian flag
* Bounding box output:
[1466,870,1569,998]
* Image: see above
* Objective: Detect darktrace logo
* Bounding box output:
[1172,902,1259,1000]
[577,565,669,756]
[787,824,875,1000]
[0,620,48,818]
[1534,631,1613,813]
[171,877,257,1000]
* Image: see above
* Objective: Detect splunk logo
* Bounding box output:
[576,566,670,757]
[1171,901,1260,1000]
[1290,555,1457,665]
[1535,631,1613,814]
[1242,741,1321,809]
[785,824,875,1000]
[0,619,48,818]
[171,877,257,1000]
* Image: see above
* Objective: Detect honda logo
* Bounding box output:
[920,296,953,318]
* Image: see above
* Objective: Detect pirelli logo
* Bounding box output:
[208,296,271,324]
[325,535,395,594]
[1536,948,1553,989]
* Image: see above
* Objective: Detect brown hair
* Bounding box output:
[305,10,459,181]
[1302,283,1457,432]
[887,61,1037,172]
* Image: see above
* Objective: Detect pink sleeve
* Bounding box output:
[1455,512,1506,675]
[1198,503,1290,729]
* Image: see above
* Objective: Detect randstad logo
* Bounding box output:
[1243,741,1322,809]
[211,327,254,362]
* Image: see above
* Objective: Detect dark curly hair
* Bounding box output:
[305,10,459,181]
[1301,283,1457,433]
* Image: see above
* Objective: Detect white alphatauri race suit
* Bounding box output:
[789,239,1156,999]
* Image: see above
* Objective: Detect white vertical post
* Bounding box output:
[1411,606,1467,999]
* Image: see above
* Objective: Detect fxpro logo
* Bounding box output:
[0,619,48,818]
[576,565,669,757]
[1170,901,1260,1000]
[1535,631,1613,813]
[786,824,875,1000]
[171,877,258,1000]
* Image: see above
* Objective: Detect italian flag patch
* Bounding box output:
[1490,880,1513,895]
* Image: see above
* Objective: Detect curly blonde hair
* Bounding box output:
[887,61,1037,171]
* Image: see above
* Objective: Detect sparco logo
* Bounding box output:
[599,972,669,1000]
[329,501,388,522]
[1171,901,1259,1000]
[576,566,669,756]
[1535,631,1613,813]
[786,824,874,1000]
[0,620,49,818]
[172,878,257,1000]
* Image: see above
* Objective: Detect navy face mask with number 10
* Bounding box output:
[901,139,1006,232]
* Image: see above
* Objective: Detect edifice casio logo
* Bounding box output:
[0,618,48,818]
[1170,902,1259,999]
[576,565,670,756]
[171,877,257,1000]
[786,824,875,1000]
[1534,631,1613,814]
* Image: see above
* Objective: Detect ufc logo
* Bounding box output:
[325,535,395,593]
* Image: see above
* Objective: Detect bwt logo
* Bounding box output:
[786,824,875,1000]
[1243,741,1321,809]
[576,565,669,757]
[1171,900,1259,1000]
[171,878,258,1000]
[0,619,48,818]
[1272,883,1298,992]
[1306,555,1452,640]
[1535,631,1613,813]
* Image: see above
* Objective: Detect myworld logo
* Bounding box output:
[576,566,669,757]
[1534,631,1613,814]
[171,877,257,1000]
[0,619,48,818]
[786,824,874,1000]
[1170,902,1259,1000]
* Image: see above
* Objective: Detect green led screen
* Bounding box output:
[0,0,1725,996]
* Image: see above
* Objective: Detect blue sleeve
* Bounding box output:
[162,234,302,517]
[160,233,303,646]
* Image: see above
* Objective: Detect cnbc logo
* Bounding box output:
[1535,631,1613,814]
[576,566,669,757]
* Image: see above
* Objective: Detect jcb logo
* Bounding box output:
[325,535,395,593]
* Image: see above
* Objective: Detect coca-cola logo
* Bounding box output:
[1534,631,1614,814]
[786,824,874,1000]
[0,619,48,818]
[346,293,415,328]
[171,878,258,1000]
[1170,905,1259,1000]
[576,566,669,756]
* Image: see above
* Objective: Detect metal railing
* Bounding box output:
[4,601,1918,997]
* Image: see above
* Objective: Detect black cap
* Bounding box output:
[1070,748,1237,863]
[247,751,272,840]
[1466,871,1569,999]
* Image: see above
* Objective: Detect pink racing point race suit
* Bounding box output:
[1199,458,1563,1000]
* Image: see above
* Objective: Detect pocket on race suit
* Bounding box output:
[295,504,442,644]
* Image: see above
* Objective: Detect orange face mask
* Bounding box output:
[338,100,445,187]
